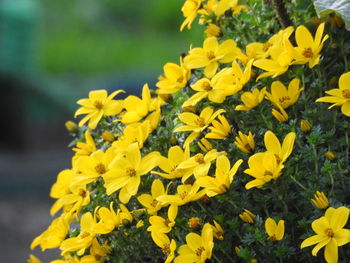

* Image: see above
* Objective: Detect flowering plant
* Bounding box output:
[30,0,350,262]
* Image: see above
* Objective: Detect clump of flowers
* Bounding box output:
[30,1,350,263]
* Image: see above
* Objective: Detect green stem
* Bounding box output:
[346,131,349,168]
[311,145,319,175]
[327,171,334,197]
[289,175,307,190]
[259,111,273,130]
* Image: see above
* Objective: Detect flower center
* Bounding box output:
[195,117,206,127]
[302,48,313,58]
[202,82,213,91]
[177,76,184,83]
[79,189,87,198]
[162,244,171,254]
[207,51,216,60]
[342,89,350,99]
[126,167,136,177]
[164,219,172,227]
[268,235,277,242]
[325,228,334,238]
[80,232,90,238]
[194,154,205,164]
[195,246,205,256]
[150,199,158,207]
[279,96,290,104]
[263,42,272,52]
[95,163,106,174]
[94,255,102,261]
[94,100,104,110]
[179,191,188,200]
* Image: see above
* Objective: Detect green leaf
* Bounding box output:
[313,0,350,30]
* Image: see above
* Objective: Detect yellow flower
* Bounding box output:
[177,149,218,182]
[113,121,151,149]
[210,220,224,240]
[291,23,329,68]
[151,232,176,263]
[271,105,289,123]
[28,255,41,263]
[184,37,241,78]
[265,217,285,241]
[174,223,214,263]
[147,205,178,234]
[265,79,303,109]
[157,184,206,207]
[137,179,167,215]
[72,130,96,163]
[50,185,90,216]
[239,209,255,223]
[30,213,69,251]
[180,0,203,31]
[235,88,266,111]
[94,202,132,234]
[197,138,213,152]
[75,89,124,129]
[156,60,190,94]
[325,151,336,161]
[121,84,153,124]
[301,207,350,263]
[205,114,231,139]
[316,71,350,117]
[264,130,296,164]
[300,119,312,132]
[151,145,191,179]
[205,24,221,37]
[195,155,243,197]
[182,70,237,106]
[174,106,225,148]
[215,0,248,17]
[102,142,160,203]
[253,27,294,80]
[311,191,329,209]
[60,212,97,256]
[234,131,255,154]
[244,152,284,189]
[223,59,253,95]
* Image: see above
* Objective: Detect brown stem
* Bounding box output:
[271,0,293,28]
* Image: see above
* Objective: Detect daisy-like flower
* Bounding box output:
[151,232,176,263]
[265,79,303,109]
[205,114,231,139]
[174,106,225,148]
[137,179,167,215]
[235,87,266,111]
[265,217,285,241]
[234,131,255,154]
[316,71,350,117]
[292,23,329,68]
[180,0,203,31]
[195,155,242,197]
[75,89,124,129]
[301,206,350,263]
[184,37,242,78]
[174,223,214,263]
[156,59,190,95]
[263,130,296,164]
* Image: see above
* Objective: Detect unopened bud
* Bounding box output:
[65,120,78,133]
[300,120,312,132]
[325,151,336,161]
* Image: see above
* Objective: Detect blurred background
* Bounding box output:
[0,0,202,262]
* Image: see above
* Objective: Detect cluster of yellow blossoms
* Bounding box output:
[29,1,350,263]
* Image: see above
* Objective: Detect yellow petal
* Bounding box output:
[324,238,338,263]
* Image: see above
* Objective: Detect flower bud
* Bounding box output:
[65,120,78,133]
[325,151,336,161]
[205,24,221,37]
[101,131,115,142]
[311,191,329,209]
[188,217,200,228]
[239,209,255,223]
[300,120,312,132]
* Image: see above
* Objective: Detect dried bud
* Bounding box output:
[188,217,200,228]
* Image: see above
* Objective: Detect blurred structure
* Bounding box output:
[0,0,201,262]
